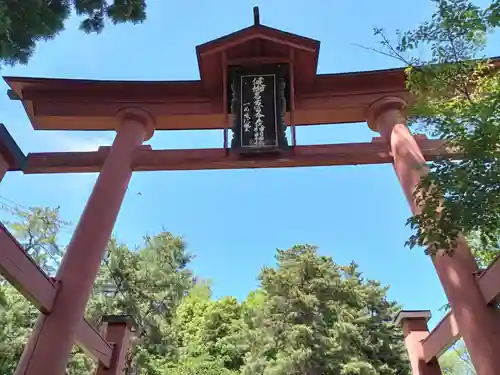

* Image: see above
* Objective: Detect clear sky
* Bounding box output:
[1,0,499,329]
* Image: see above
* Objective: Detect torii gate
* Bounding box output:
[1,8,500,375]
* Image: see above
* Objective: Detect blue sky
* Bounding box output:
[1,0,499,329]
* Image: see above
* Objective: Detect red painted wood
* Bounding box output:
[16,116,148,375]
[20,139,456,174]
[0,224,113,366]
[370,97,500,375]
[0,223,58,313]
[399,314,443,375]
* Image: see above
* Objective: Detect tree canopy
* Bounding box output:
[376,0,500,257]
[439,340,476,375]
[0,0,147,66]
[0,206,411,375]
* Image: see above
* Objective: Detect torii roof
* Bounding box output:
[2,9,416,132]
[196,22,320,93]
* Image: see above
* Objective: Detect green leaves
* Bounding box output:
[87,232,195,372]
[377,0,500,261]
[0,283,39,375]
[0,206,195,374]
[240,245,409,375]
[3,206,67,275]
[1,206,410,375]
[0,0,147,66]
[439,340,476,374]
[76,0,147,33]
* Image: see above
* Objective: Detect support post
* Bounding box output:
[0,154,8,182]
[289,48,297,150]
[15,109,154,375]
[95,315,136,375]
[0,123,27,183]
[367,97,500,375]
[394,311,443,375]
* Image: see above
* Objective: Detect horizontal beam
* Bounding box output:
[0,123,26,170]
[422,312,460,363]
[478,254,500,304]
[7,69,410,131]
[27,93,410,131]
[0,223,112,366]
[0,223,57,313]
[21,139,458,174]
[77,319,113,367]
[421,254,500,362]
[8,59,500,132]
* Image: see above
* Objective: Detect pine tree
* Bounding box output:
[241,245,410,375]
[0,0,147,66]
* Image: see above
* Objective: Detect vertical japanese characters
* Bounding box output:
[242,76,267,147]
[251,76,266,146]
[232,68,287,151]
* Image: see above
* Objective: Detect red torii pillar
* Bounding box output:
[15,109,154,375]
[367,97,500,375]
[394,311,442,375]
[95,315,136,375]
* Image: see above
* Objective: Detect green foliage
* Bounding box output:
[439,340,476,374]
[86,232,195,373]
[0,206,194,374]
[0,0,147,66]
[0,207,410,375]
[0,283,37,374]
[240,245,410,375]
[175,286,247,370]
[467,230,500,268]
[0,206,66,374]
[376,0,500,256]
[3,206,67,275]
[166,356,239,375]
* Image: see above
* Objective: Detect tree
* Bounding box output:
[467,230,500,269]
[375,0,500,257]
[240,245,410,375]
[174,284,247,371]
[2,206,67,275]
[0,283,38,374]
[0,0,147,66]
[439,340,476,375]
[170,283,243,375]
[0,206,411,375]
[166,356,238,375]
[0,206,67,373]
[86,232,195,374]
[0,206,195,374]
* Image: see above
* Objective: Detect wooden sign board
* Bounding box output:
[230,65,289,153]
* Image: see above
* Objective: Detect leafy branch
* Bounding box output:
[371,0,500,258]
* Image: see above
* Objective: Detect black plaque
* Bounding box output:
[230,65,288,153]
